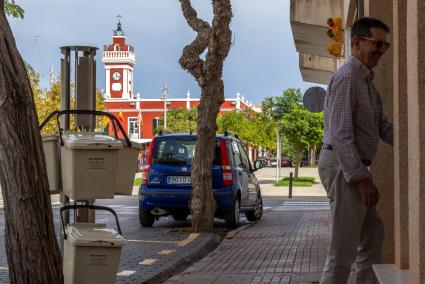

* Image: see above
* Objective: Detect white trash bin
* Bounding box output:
[61,132,122,200]
[115,141,143,195]
[0,135,61,195]
[63,223,125,284]
[42,135,61,192]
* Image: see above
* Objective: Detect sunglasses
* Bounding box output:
[360,36,391,50]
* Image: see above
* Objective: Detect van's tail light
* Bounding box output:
[220,140,233,186]
[142,138,156,185]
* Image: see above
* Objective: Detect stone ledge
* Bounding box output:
[373,264,410,284]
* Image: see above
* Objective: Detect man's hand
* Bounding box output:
[358,178,380,208]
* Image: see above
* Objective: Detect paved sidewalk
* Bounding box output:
[166,197,355,284]
[259,181,327,198]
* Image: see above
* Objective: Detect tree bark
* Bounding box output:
[179,0,232,232]
[310,144,317,166]
[294,145,301,181]
[0,5,63,283]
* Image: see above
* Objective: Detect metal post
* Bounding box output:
[164,97,167,129]
[279,131,282,179]
[60,48,71,131]
[59,46,99,230]
[357,0,364,18]
[276,130,280,183]
[161,83,169,129]
[289,172,293,198]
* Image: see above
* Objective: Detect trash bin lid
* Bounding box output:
[42,135,59,142]
[62,132,123,150]
[66,223,126,247]
[119,139,144,150]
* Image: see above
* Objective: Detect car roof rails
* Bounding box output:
[158,129,174,136]
[224,130,239,139]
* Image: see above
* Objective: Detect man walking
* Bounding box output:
[318,17,393,284]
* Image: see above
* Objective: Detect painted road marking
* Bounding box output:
[117,270,136,276]
[275,201,330,211]
[139,259,158,265]
[177,233,199,247]
[127,233,200,247]
[158,249,175,255]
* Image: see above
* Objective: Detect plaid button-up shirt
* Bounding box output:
[323,56,393,183]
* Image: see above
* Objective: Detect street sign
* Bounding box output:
[303,87,326,112]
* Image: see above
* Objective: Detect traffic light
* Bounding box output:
[326,16,344,57]
[327,43,343,57]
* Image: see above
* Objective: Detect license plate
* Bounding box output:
[167,176,192,184]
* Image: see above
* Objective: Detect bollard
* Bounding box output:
[289,172,293,198]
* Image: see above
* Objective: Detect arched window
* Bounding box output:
[114,44,120,51]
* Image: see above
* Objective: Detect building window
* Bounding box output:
[128,117,139,140]
[152,117,160,135]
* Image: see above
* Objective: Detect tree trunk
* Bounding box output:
[190,82,223,231]
[0,5,63,283]
[179,0,232,232]
[294,145,301,181]
[310,144,317,166]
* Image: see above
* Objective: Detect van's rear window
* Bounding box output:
[152,137,221,166]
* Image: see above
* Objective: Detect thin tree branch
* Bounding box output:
[178,0,210,87]
[205,0,233,77]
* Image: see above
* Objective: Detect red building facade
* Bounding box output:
[102,21,260,160]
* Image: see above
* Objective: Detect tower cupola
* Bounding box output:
[102,16,136,100]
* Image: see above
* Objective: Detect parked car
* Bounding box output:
[255,156,268,167]
[281,157,293,167]
[139,132,263,228]
[269,158,277,167]
[300,157,309,167]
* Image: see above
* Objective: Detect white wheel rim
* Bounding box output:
[255,195,262,217]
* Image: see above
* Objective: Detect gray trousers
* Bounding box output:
[318,149,384,284]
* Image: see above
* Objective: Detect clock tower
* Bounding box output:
[102,17,136,99]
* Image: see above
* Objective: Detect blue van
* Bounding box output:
[139,132,263,228]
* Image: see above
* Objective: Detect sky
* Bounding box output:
[8,0,322,104]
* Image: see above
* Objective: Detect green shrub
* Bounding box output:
[134,178,142,187]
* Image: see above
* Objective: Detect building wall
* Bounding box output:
[364,0,396,264]
[406,0,425,281]
[104,98,253,140]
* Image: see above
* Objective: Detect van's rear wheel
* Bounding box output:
[139,208,155,227]
[225,198,240,229]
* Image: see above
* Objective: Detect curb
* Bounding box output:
[142,233,222,284]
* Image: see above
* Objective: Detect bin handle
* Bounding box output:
[60,205,122,239]
[39,110,59,130]
[39,110,120,143]
[55,110,131,147]
[39,109,132,148]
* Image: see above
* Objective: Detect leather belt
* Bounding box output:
[322,144,372,166]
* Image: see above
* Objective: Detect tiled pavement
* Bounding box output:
[166,199,356,284]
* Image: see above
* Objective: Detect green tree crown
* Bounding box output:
[4,0,24,19]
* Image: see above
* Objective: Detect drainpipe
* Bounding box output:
[357,0,364,19]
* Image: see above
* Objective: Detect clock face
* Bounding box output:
[112,71,121,81]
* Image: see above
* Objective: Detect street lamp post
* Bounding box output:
[276,129,282,183]
[161,83,169,129]
[272,106,282,183]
